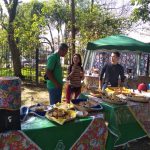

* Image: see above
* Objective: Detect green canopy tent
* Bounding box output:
[84,34,150,75]
[86,34,150,52]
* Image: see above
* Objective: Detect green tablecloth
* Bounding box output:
[22,115,108,150]
[102,102,146,148]
[79,93,147,149]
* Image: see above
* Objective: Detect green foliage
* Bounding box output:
[0,68,13,76]
[75,2,131,51]
[131,0,150,22]
[0,29,7,46]
[42,0,70,32]
[14,1,46,56]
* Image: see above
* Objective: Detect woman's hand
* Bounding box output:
[80,71,84,80]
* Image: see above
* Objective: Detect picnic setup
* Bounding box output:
[1,0,150,149]
[81,34,150,149]
[0,34,150,150]
[0,77,108,150]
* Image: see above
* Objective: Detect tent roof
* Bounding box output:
[86,34,150,53]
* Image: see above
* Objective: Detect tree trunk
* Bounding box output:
[57,27,60,48]
[71,0,76,57]
[8,23,22,77]
[47,24,54,51]
[4,0,23,78]
[91,0,94,12]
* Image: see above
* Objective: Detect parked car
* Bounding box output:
[21,56,30,67]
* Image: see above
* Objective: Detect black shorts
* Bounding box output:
[70,85,81,92]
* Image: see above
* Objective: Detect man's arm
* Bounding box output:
[119,66,125,87]
[99,65,106,89]
[98,78,102,90]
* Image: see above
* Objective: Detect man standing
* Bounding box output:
[46,43,68,105]
[99,51,125,91]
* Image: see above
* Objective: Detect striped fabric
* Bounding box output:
[70,65,83,87]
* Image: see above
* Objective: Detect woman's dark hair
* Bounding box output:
[68,53,83,74]
[113,51,120,57]
[72,53,82,66]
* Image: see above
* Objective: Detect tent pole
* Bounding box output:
[90,52,95,71]
[146,54,149,77]
[83,50,90,70]
[136,53,141,77]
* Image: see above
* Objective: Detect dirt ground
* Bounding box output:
[21,84,50,106]
[21,84,150,150]
[21,83,67,106]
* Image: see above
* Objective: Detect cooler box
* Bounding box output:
[0,77,21,132]
[0,109,21,132]
[0,77,21,109]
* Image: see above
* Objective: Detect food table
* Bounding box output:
[84,74,99,88]
[79,93,149,149]
[0,114,109,150]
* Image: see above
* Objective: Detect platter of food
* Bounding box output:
[76,110,88,117]
[45,108,76,125]
[71,99,103,112]
[102,95,127,105]
[54,102,74,110]
[89,90,103,98]
[29,105,52,116]
[128,94,149,103]
[105,87,131,96]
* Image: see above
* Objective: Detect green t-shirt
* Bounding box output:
[46,53,63,89]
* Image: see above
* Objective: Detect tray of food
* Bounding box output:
[45,108,76,125]
[89,90,103,98]
[128,94,149,103]
[76,110,88,117]
[29,104,52,116]
[105,87,131,95]
[102,95,127,105]
[71,99,103,112]
[54,102,74,110]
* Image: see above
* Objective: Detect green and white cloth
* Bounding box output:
[22,115,108,150]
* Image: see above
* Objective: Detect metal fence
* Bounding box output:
[0,44,51,86]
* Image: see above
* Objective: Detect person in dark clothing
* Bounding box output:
[99,51,125,91]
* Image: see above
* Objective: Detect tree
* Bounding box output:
[75,1,131,51]
[131,0,150,22]
[15,1,45,55]
[0,0,132,70]
[41,0,70,51]
[3,0,23,78]
[71,0,75,55]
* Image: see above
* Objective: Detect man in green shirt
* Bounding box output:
[46,43,68,105]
